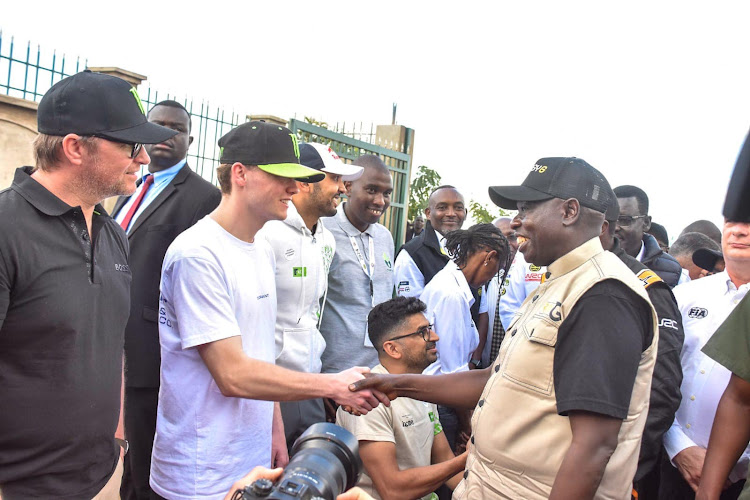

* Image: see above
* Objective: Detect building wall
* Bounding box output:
[0,94,37,189]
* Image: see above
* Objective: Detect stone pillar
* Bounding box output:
[0,94,38,189]
[247,114,287,126]
[87,67,147,87]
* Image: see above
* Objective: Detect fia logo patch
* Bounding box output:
[688,307,708,319]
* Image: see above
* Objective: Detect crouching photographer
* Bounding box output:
[224,423,374,500]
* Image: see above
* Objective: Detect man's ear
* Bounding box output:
[61,134,87,166]
[188,136,194,147]
[297,181,313,194]
[561,198,581,227]
[643,215,652,233]
[382,340,402,360]
[344,181,353,196]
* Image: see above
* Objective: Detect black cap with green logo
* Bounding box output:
[37,70,176,144]
[219,121,324,182]
[489,157,612,214]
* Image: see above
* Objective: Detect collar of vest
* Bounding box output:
[546,237,604,281]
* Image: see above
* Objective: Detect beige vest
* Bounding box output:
[454,238,658,500]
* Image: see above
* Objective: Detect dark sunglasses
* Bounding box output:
[90,135,143,159]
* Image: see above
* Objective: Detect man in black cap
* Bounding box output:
[150,122,388,500]
[350,157,658,499]
[0,70,177,499]
[111,100,222,500]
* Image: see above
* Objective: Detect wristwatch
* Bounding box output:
[115,437,129,455]
[470,359,482,369]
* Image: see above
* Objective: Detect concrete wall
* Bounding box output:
[0,94,38,189]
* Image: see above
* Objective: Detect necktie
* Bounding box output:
[489,278,507,363]
[119,174,154,231]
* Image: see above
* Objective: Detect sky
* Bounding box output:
[4,1,749,241]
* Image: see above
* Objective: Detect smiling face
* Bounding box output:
[389,313,439,371]
[242,165,300,223]
[145,105,192,171]
[425,188,466,236]
[512,198,561,266]
[308,172,346,218]
[345,165,393,232]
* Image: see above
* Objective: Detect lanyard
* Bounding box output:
[349,234,376,307]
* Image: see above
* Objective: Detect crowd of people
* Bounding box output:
[1,69,749,500]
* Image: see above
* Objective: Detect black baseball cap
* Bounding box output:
[489,157,613,213]
[37,70,177,144]
[693,247,723,271]
[219,121,324,181]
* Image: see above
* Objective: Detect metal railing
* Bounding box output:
[0,33,413,245]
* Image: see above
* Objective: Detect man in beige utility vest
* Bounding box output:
[350,157,659,499]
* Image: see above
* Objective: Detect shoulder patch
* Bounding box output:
[636,269,663,289]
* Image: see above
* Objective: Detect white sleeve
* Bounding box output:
[478,286,489,314]
[393,251,425,297]
[428,293,472,374]
[498,262,527,330]
[164,257,241,349]
[663,417,698,461]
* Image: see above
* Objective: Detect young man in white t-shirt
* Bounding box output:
[337,297,467,500]
[151,122,388,500]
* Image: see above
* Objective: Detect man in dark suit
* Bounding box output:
[112,100,221,500]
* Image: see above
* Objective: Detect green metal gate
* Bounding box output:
[288,118,413,248]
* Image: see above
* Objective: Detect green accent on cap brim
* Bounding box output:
[257,162,321,179]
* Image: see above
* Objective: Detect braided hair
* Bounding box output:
[445,223,512,271]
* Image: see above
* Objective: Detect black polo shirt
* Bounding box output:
[0,167,131,499]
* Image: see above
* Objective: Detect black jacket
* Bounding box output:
[113,165,221,388]
[612,238,684,480]
[641,233,683,288]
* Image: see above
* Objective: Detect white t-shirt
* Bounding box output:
[151,216,277,500]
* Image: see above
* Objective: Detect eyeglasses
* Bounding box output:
[91,135,144,159]
[387,324,434,343]
[616,215,648,227]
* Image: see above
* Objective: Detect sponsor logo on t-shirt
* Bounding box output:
[398,280,410,293]
[115,263,130,272]
[525,272,544,282]
[688,307,708,319]
[542,301,563,321]
[284,248,295,260]
[293,267,307,277]
[257,293,270,300]
[529,264,542,272]
[401,413,415,427]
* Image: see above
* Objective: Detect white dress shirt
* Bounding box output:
[394,235,447,297]
[421,262,478,375]
[663,271,750,483]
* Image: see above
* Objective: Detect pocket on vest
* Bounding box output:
[502,323,556,395]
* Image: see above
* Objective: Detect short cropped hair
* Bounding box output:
[367,297,427,352]
[680,220,722,246]
[614,185,650,215]
[33,133,97,172]
[647,222,669,246]
[670,231,721,258]
[149,100,192,131]
[216,164,232,194]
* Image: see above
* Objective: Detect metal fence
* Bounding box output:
[289,119,413,247]
[0,33,413,245]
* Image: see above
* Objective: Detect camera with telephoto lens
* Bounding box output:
[232,422,362,500]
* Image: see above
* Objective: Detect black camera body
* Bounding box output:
[234,423,362,500]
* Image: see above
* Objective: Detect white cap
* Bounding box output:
[299,142,364,181]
